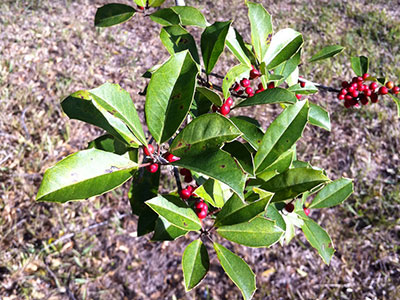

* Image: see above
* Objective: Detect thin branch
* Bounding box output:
[298,77,340,93]
[173,167,183,193]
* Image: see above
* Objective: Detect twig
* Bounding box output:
[173,167,183,193]
[298,77,341,93]
[201,69,225,80]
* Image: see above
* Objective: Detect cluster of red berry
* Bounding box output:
[212,97,234,116]
[194,199,208,219]
[337,74,399,108]
[144,144,180,173]
[177,174,208,220]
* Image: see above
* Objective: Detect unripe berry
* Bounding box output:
[197,209,207,219]
[386,81,394,89]
[304,207,310,216]
[146,163,159,173]
[144,144,155,156]
[165,152,180,163]
[393,86,400,94]
[220,104,230,116]
[180,168,191,176]
[250,68,261,79]
[370,82,378,90]
[179,188,191,200]
[267,82,275,89]
[362,73,369,80]
[370,93,378,103]
[240,78,250,88]
[232,83,240,92]
[225,97,234,107]
[245,87,254,95]
[285,203,294,213]
[378,86,388,95]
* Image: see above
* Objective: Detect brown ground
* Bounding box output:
[1,0,400,299]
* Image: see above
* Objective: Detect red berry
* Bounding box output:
[225,97,234,107]
[237,90,243,95]
[184,175,193,183]
[344,99,352,108]
[250,68,261,79]
[212,105,218,112]
[137,5,145,10]
[304,207,310,216]
[245,87,254,95]
[300,81,306,88]
[362,73,369,80]
[180,168,191,176]
[370,82,378,90]
[341,81,349,88]
[255,89,263,94]
[165,152,180,163]
[179,188,191,200]
[360,94,369,105]
[220,104,230,116]
[337,94,345,100]
[144,144,155,156]
[378,86,388,95]
[285,203,294,213]
[357,83,365,92]
[258,83,265,90]
[187,185,194,193]
[197,209,207,219]
[194,200,206,210]
[351,90,359,98]
[248,92,254,97]
[357,76,363,82]
[364,89,372,97]
[352,77,358,83]
[345,94,353,101]
[393,86,400,94]
[347,86,355,93]
[296,94,302,100]
[340,88,347,95]
[232,83,240,92]
[146,163,158,173]
[370,93,378,103]
[267,82,275,89]
[240,78,250,88]
[386,81,394,89]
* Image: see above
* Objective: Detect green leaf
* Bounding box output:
[260,167,329,202]
[145,51,199,144]
[286,66,299,86]
[151,216,188,241]
[148,0,166,7]
[145,194,202,231]
[36,149,137,203]
[61,90,141,147]
[301,217,335,264]
[222,64,251,99]
[247,1,273,63]
[274,52,301,85]
[351,56,369,77]
[213,243,256,300]
[172,150,246,199]
[222,141,254,175]
[94,3,135,27]
[170,113,241,157]
[150,8,180,26]
[308,103,331,131]
[215,192,273,226]
[217,217,283,248]
[196,87,223,106]
[226,27,252,67]
[388,94,400,117]
[134,0,146,7]
[194,178,232,208]
[309,45,344,62]
[88,134,130,155]
[287,82,318,94]
[201,21,231,75]
[263,28,303,70]
[89,82,147,145]
[182,240,209,291]
[230,116,264,150]
[172,6,208,28]
[257,148,294,180]
[235,87,297,108]
[192,91,213,117]
[310,178,353,209]
[254,100,309,173]
[137,207,158,236]
[281,211,303,244]
[265,204,286,231]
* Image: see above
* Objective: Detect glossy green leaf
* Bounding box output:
[217,217,283,248]
[260,167,329,202]
[257,148,294,180]
[160,25,200,64]
[226,27,252,67]
[151,216,188,241]
[94,3,135,27]
[145,51,199,144]
[172,6,208,27]
[286,66,299,86]
[254,101,309,173]
[309,45,344,62]
[222,141,254,175]
[88,134,130,156]
[263,28,303,70]
[150,8,180,26]
[192,91,213,117]
[274,52,301,85]
[301,217,335,264]
[172,150,246,199]
[310,178,353,209]
[222,64,251,99]
[308,103,331,131]
[148,0,166,7]
[281,211,303,244]
[247,1,272,63]
[61,91,141,147]
[145,194,202,231]
[196,87,223,106]
[235,87,297,108]
[287,82,318,94]
[230,116,264,150]
[182,240,209,291]
[214,243,256,300]
[215,192,273,226]
[201,21,231,75]
[36,149,137,203]
[265,204,286,231]
[90,82,147,145]
[194,178,232,208]
[137,206,158,236]
[351,56,369,77]
[170,113,241,157]
[388,94,400,117]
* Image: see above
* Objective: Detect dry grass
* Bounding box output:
[1,0,400,299]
